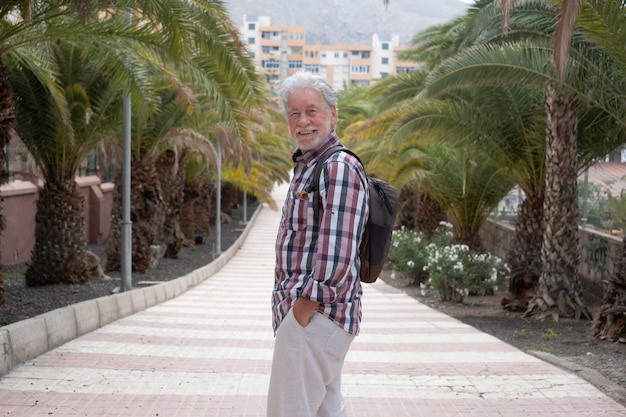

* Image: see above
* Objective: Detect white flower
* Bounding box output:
[407,260,415,268]
[490,268,498,282]
[456,288,469,297]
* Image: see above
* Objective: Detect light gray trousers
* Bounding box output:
[267,310,355,417]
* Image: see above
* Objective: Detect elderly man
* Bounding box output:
[267,71,369,417]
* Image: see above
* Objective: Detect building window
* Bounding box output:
[248,23,256,30]
[262,46,270,54]
[350,65,370,74]
[381,72,389,78]
[334,52,339,58]
[382,43,389,50]
[304,64,320,73]
[352,50,370,59]
[248,37,255,45]
[262,60,280,69]
[262,31,271,39]
[288,60,302,69]
[381,57,389,64]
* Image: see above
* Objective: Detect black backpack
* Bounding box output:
[306,146,399,283]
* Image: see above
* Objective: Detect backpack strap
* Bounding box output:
[305,146,363,227]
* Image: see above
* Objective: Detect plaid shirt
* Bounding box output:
[273,133,369,335]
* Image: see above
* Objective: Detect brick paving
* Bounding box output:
[0,184,624,416]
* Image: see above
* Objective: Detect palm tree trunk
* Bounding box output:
[205,182,217,228]
[25,179,90,286]
[181,183,200,242]
[106,157,161,274]
[0,57,16,303]
[503,191,544,311]
[415,190,447,239]
[156,149,185,259]
[525,84,590,320]
[397,186,418,230]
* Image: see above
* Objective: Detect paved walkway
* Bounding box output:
[0,184,625,416]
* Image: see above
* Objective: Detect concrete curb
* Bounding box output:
[0,205,264,376]
[529,350,626,406]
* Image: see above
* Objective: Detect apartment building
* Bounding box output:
[239,14,419,91]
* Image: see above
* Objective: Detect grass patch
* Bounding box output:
[4,271,24,280]
[541,328,559,340]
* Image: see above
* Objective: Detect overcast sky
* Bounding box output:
[227,0,471,45]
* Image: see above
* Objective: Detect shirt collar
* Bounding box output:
[292,131,341,165]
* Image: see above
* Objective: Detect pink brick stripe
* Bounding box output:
[0,393,621,417]
[0,183,624,417]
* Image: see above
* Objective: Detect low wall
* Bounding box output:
[1,181,37,265]
[480,218,621,286]
[0,177,114,266]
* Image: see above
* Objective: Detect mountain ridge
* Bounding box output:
[226,0,471,45]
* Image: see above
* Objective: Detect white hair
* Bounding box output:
[278,71,337,113]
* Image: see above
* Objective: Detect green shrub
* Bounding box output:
[423,243,471,302]
[463,252,509,296]
[387,222,508,302]
[388,227,429,285]
[423,244,508,303]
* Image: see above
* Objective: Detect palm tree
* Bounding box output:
[0,0,205,294]
[340,73,448,235]
[394,140,514,251]
[104,85,218,273]
[7,40,125,286]
[399,1,552,304]
[391,82,548,307]
[340,73,517,250]
[483,0,626,322]
[177,102,292,248]
[0,0,111,298]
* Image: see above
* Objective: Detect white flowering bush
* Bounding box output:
[387,227,429,284]
[387,222,509,302]
[430,221,454,247]
[423,243,470,302]
[423,243,509,302]
[464,252,509,296]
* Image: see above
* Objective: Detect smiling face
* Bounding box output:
[286,88,337,152]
